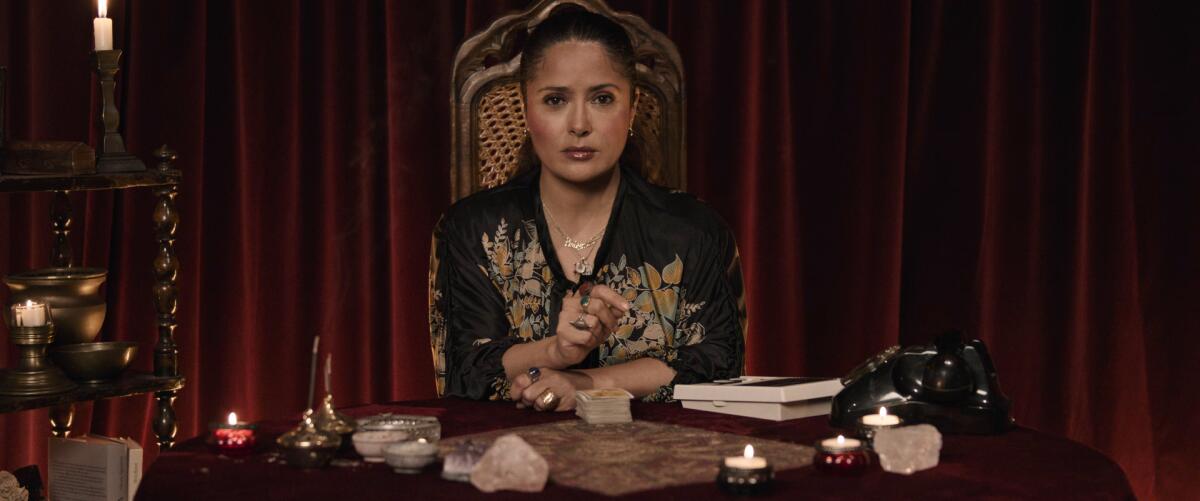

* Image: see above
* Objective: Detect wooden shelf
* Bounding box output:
[0,372,184,413]
[0,170,180,193]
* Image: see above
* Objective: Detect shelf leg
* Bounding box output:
[152,145,180,449]
[49,403,75,437]
[153,390,177,448]
[50,191,73,267]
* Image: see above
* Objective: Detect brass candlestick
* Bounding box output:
[0,315,77,396]
[92,50,144,173]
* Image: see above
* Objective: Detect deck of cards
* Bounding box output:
[575,388,634,424]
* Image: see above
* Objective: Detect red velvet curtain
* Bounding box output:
[1,1,1195,499]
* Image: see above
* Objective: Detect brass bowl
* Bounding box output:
[280,442,338,469]
[5,267,108,345]
[49,342,137,383]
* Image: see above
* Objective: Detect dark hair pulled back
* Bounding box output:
[519,5,637,89]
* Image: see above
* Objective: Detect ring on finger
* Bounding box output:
[570,314,589,330]
[527,367,541,383]
[580,293,591,310]
[536,388,561,411]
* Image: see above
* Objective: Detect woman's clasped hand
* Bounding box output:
[547,285,633,368]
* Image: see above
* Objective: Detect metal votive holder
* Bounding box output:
[0,319,77,396]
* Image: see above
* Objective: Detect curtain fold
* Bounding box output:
[0,1,1194,499]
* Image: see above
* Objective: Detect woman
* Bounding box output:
[430,7,745,411]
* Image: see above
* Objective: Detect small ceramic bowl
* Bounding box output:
[384,439,439,473]
[351,430,410,463]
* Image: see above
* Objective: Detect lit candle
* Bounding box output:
[717,444,774,495]
[12,300,48,327]
[212,411,257,456]
[93,0,113,51]
[861,407,902,427]
[724,444,768,469]
[819,434,863,451]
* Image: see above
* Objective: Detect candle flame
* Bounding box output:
[879,407,889,417]
[24,300,34,308]
[743,444,754,459]
[99,0,108,18]
[418,438,427,444]
[837,435,845,445]
[227,412,237,425]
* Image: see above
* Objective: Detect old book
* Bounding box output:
[48,435,142,501]
[1,140,96,175]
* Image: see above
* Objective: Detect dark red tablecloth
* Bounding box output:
[136,398,1133,500]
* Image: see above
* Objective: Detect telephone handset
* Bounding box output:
[830,331,1013,435]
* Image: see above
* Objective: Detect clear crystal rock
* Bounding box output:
[442,441,487,482]
[873,424,942,475]
[469,434,549,493]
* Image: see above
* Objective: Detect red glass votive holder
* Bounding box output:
[211,420,257,456]
[814,436,871,475]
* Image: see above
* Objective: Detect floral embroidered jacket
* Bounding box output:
[429,165,746,401]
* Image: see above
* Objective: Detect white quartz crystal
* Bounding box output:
[873,424,942,475]
[469,434,549,493]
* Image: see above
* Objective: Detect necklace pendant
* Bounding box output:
[575,260,593,276]
[563,238,590,251]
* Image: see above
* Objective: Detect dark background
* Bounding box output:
[1,1,1196,499]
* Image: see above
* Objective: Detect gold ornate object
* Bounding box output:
[276,409,341,469]
[315,394,355,436]
[314,353,355,438]
[0,316,77,396]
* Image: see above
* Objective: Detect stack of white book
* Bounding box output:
[672,376,844,421]
[48,435,142,501]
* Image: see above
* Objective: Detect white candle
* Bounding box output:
[861,407,901,427]
[94,0,113,51]
[12,300,48,327]
[723,444,768,469]
[227,412,239,426]
[820,434,862,450]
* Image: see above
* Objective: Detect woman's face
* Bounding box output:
[524,41,635,185]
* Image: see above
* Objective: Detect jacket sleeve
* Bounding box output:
[430,215,521,400]
[658,224,747,396]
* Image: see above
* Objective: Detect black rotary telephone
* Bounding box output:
[829,330,1013,434]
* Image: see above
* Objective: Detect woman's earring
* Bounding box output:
[628,127,634,138]
[524,128,530,137]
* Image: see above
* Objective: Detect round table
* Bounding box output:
[137,398,1134,500]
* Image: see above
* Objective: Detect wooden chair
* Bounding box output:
[433,0,688,395]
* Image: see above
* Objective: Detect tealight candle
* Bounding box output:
[716,444,773,495]
[11,300,48,327]
[861,407,902,427]
[814,434,871,474]
[859,407,903,441]
[211,412,257,456]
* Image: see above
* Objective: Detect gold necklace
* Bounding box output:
[542,202,606,275]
